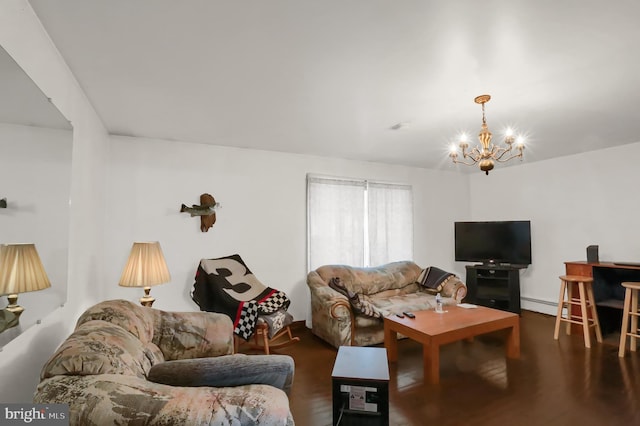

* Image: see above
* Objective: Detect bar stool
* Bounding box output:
[553,275,602,348]
[619,281,640,357]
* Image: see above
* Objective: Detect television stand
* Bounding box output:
[464,264,522,314]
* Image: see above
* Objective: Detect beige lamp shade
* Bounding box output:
[118,242,170,307]
[0,244,51,295]
[0,243,51,318]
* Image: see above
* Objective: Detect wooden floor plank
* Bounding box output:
[264,311,640,426]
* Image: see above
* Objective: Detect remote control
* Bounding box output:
[403,311,415,319]
[396,313,405,318]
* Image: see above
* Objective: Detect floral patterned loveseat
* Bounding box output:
[307,261,467,348]
[34,299,294,425]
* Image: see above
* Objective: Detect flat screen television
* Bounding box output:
[454,220,532,266]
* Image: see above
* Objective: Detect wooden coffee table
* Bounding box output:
[384,305,520,384]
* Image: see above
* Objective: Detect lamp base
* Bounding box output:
[5,294,25,319]
[140,286,155,307]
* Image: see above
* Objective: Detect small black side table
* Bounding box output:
[331,346,389,426]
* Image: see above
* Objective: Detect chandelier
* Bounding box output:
[449,94,524,175]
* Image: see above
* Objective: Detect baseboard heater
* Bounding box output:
[520,296,557,307]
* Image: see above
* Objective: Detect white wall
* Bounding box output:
[104,135,470,323]
[0,0,109,402]
[0,123,72,333]
[469,142,640,314]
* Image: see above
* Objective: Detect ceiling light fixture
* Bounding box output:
[449,94,525,175]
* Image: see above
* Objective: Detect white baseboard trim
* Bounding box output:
[521,296,558,316]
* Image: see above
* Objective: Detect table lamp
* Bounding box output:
[0,243,51,320]
[118,241,170,307]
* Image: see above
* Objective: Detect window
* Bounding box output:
[307,175,413,271]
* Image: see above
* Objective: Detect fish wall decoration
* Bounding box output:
[180,193,220,232]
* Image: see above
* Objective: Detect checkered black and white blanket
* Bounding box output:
[191,254,290,340]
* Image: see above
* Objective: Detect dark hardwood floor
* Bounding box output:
[270,311,639,426]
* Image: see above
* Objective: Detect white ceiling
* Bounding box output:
[25,0,640,171]
[0,46,71,130]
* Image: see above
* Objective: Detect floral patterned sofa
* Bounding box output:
[307,261,467,348]
[34,299,294,425]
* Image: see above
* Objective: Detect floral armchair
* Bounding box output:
[34,299,295,425]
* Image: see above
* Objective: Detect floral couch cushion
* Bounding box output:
[151,310,234,360]
[315,261,420,296]
[77,299,156,343]
[36,374,292,426]
[41,320,162,379]
[371,292,437,317]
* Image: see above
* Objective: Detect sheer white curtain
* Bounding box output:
[307,175,413,271]
[368,182,413,266]
[307,176,365,271]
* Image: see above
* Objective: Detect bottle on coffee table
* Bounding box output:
[435,293,444,313]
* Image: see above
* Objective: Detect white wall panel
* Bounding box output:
[468,142,640,314]
[0,0,109,402]
[105,136,470,324]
